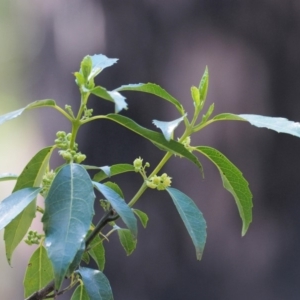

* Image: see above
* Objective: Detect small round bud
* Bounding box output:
[133,157,143,172]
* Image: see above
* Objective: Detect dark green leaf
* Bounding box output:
[93,182,137,238]
[104,114,203,172]
[166,187,207,260]
[78,267,113,300]
[0,100,56,126]
[88,54,118,81]
[117,228,137,256]
[115,83,183,113]
[71,284,90,300]
[42,164,95,289]
[0,187,41,231]
[4,146,54,264]
[0,173,18,182]
[152,115,186,141]
[133,209,149,228]
[23,245,54,298]
[93,164,134,182]
[89,234,105,271]
[196,146,253,235]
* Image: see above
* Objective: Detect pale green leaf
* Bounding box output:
[0,173,18,182]
[133,209,149,228]
[78,267,113,300]
[115,83,183,113]
[196,146,253,235]
[152,114,186,141]
[4,146,54,264]
[93,182,137,238]
[166,188,207,260]
[42,164,95,289]
[0,100,56,126]
[71,284,90,300]
[93,164,134,182]
[0,187,41,231]
[198,66,209,103]
[23,245,54,298]
[212,113,246,122]
[117,228,137,256]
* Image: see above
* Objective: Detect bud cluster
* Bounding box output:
[133,157,150,178]
[24,230,43,246]
[41,170,56,198]
[146,173,172,190]
[182,136,194,152]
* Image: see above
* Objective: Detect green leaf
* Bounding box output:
[0,187,41,231]
[117,228,137,256]
[133,209,149,228]
[0,100,56,126]
[88,54,118,81]
[71,284,90,300]
[93,182,137,238]
[4,146,54,264]
[115,83,183,113]
[78,267,114,300]
[212,113,246,122]
[201,103,215,123]
[191,86,200,107]
[90,87,127,113]
[196,146,253,235]
[0,173,18,182]
[104,182,124,198]
[104,114,203,172]
[81,251,90,264]
[198,66,209,103]
[152,114,186,141]
[89,234,105,271]
[93,164,134,182]
[166,188,207,260]
[82,165,111,176]
[23,245,54,298]
[80,56,93,80]
[42,164,95,289]
[239,114,300,138]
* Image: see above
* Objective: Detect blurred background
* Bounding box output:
[1,0,300,299]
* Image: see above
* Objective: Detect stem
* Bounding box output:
[53,105,74,121]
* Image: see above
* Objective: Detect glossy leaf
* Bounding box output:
[115,83,183,113]
[104,114,203,172]
[93,164,134,182]
[196,146,253,235]
[23,245,54,298]
[133,209,149,228]
[88,54,118,81]
[0,187,41,231]
[239,114,300,138]
[89,234,105,271]
[42,164,95,289]
[93,182,137,238]
[117,228,137,256]
[0,173,18,182]
[152,115,186,141]
[0,100,56,126]
[78,267,113,300]
[90,87,127,113]
[4,146,54,264]
[166,187,207,260]
[71,284,90,300]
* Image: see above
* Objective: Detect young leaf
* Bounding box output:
[152,114,186,141]
[133,209,149,228]
[4,146,54,264]
[196,146,253,235]
[0,173,18,182]
[71,284,90,300]
[42,164,95,289]
[0,187,41,231]
[201,103,215,123]
[90,87,127,113]
[88,54,118,81]
[78,267,114,300]
[198,66,209,104]
[80,56,93,80]
[239,114,300,138]
[93,182,137,238]
[0,100,56,126]
[115,83,183,113]
[104,114,203,172]
[211,113,245,122]
[93,164,135,182]
[166,187,207,260]
[23,245,54,298]
[89,234,105,271]
[117,228,137,256]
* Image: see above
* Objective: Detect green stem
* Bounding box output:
[53,105,73,121]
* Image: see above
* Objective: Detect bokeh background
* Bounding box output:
[1,1,300,299]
